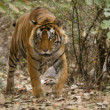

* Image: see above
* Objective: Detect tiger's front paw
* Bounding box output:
[32,87,44,97]
[52,85,62,97]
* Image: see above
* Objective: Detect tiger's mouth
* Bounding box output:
[34,47,60,57]
[41,53,53,57]
[39,50,58,57]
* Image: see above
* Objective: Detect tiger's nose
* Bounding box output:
[43,49,48,52]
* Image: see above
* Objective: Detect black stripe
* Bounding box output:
[22,40,26,53]
[38,23,54,28]
[9,64,16,68]
[20,40,26,58]
[10,49,19,62]
[54,33,61,45]
[55,60,63,73]
[28,51,41,63]
[54,41,61,44]
[34,47,39,55]
[14,54,19,62]
[53,49,67,71]
[57,35,61,44]
[53,51,65,65]
[59,36,62,44]
[9,70,15,73]
[34,40,37,45]
[38,67,42,71]
[39,62,47,68]
[18,39,26,58]
[8,72,14,78]
[21,40,26,58]
[35,13,42,17]
[10,49,16,60]
[9,57,16,66]
[38,17,43,20]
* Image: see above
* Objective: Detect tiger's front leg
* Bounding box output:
[53,53,67,96]
[27,53,43,97]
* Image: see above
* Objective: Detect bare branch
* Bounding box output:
[82,8,103,51]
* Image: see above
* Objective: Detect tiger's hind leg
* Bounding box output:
[53,53,67,96]
[6,48,19,93]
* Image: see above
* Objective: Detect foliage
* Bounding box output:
[85,0,110,38]
[71,0,110,89]
[0,0,71,24]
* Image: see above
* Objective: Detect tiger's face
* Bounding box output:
[30,24,65,56]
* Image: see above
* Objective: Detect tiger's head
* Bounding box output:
[29,17,68,57]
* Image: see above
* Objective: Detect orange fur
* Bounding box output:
[6,7,68,97]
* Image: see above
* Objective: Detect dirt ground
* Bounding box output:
[0,15,110,110]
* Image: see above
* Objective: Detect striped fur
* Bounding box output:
[6,7,68,97]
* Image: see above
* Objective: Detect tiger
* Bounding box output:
[6,7,68,97]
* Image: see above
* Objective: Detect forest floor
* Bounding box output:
[0,16,110,110]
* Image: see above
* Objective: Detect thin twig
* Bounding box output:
[82,8,103,51]
[71,0,79,64]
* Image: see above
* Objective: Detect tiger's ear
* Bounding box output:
[30,19,38,25]
[54,18,62,27]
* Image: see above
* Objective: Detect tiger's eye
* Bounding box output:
[47,27,50,31]
[40,28,43,31]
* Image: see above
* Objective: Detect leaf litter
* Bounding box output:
[0,67,110,110]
